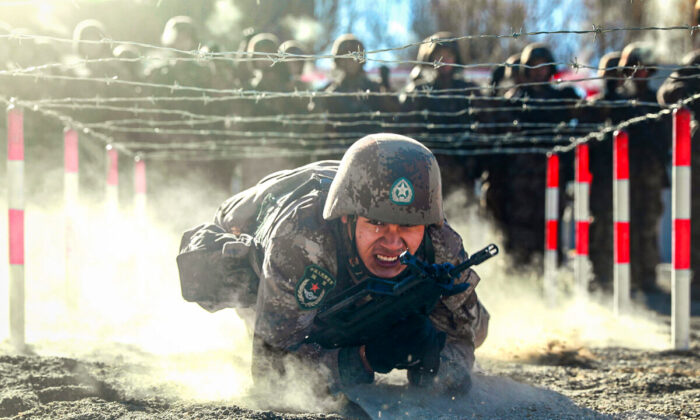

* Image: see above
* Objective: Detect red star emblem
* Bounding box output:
[310,283,320,292]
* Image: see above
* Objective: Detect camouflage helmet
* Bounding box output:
[247,33,280,71]
[520,42,556,78]
[421,31,463,66]
[279,40,305,55]
[248,32,280,54]
[504,53,522,80]
[323,133,444,226]
[161,16,197,48]
[332,33,365,69]
[598,51,621,78]
[72,19,107,55]
[678,49,700,76]
[332,33,364,56]
[619,42,656,76]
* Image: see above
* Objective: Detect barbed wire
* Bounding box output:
[552,92,700,153]
[1,24,697,161]
[76,117,603,131]
[106,130,579,149]
[78,119,600,132]
[3,70,696,100]
[0,49,695,74]
[140,145,556,161]
[23,94,662,112]
[1,24,698,62]
[3,97,129,155]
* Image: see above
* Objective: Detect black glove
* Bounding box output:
[407,328,447,386]
[364,314,446,374]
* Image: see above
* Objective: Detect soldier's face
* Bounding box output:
[432,46,456,77]
[529,58,551,83]
[344,216,425,278]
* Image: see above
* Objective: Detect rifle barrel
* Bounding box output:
[448,243,499,277]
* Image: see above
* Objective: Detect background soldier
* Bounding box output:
[485,43,579,267]
[658,49,700,299]
[586,51,625,291]
[400,32,482,197]
[619,42,669,293]
[319,34,398,139]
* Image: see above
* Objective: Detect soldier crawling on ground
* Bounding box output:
[177,134,489,404]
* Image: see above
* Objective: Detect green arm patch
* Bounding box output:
[295,264,336,310]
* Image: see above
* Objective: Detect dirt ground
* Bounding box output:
[0,313,697,420]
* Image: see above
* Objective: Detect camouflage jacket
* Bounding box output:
[178,161,489,390]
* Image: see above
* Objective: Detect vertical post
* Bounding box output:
[613,130,631,315]
[575,143,592,296]
[672,107,691,350]
[544,153,559,305]
[134,156,147,221]
[64,129,79,309]
[106,144,118,214]
[7,108,25,350]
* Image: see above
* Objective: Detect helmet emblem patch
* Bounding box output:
[390,177,414,205]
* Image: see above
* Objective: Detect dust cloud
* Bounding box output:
[0,178,672,415]
[442,188,670,365]
[0,172,340,415]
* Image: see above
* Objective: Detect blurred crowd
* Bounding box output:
[2,17,700,295]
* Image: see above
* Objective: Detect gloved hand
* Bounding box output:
[364,314,446,374]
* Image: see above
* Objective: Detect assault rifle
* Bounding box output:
[307,243,499,349]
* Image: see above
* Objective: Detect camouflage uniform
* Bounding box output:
[178,135,489,393]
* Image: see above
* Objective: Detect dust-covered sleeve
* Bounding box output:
[252,197,366,388]
[425,222,490,391]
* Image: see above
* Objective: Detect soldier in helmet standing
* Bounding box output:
[484,43,579,267]
[658,49,700,298]
[619,42,669,293]
[400,32,483,197]
[319,34,399,139]
[177,134,489,398]
[585,51,627,291]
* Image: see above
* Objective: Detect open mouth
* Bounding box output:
[375,254,400,267]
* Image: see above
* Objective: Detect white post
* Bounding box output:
[64,129,79,310]
[134,156,147,222]
[106,144,119,214]
[613,130,630,315]
[7,108,25,351]
[672,108,691,350]
[575,143,592,296]
[544,153,559,305]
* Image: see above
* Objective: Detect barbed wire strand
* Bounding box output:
[1,24,698,60]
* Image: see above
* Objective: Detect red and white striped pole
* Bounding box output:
[672,108,691,350]
[106,145,118,214]
[7,108,25,350]
[544,153,559,305]
[134,156,147,222]
[64,129,79,309]
[613,130,630,315]
[575,143,592,296]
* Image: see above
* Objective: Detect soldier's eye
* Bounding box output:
[368,219,384,226]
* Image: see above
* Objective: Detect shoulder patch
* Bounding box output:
[390,177,414,205]
[295,265,336,310]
